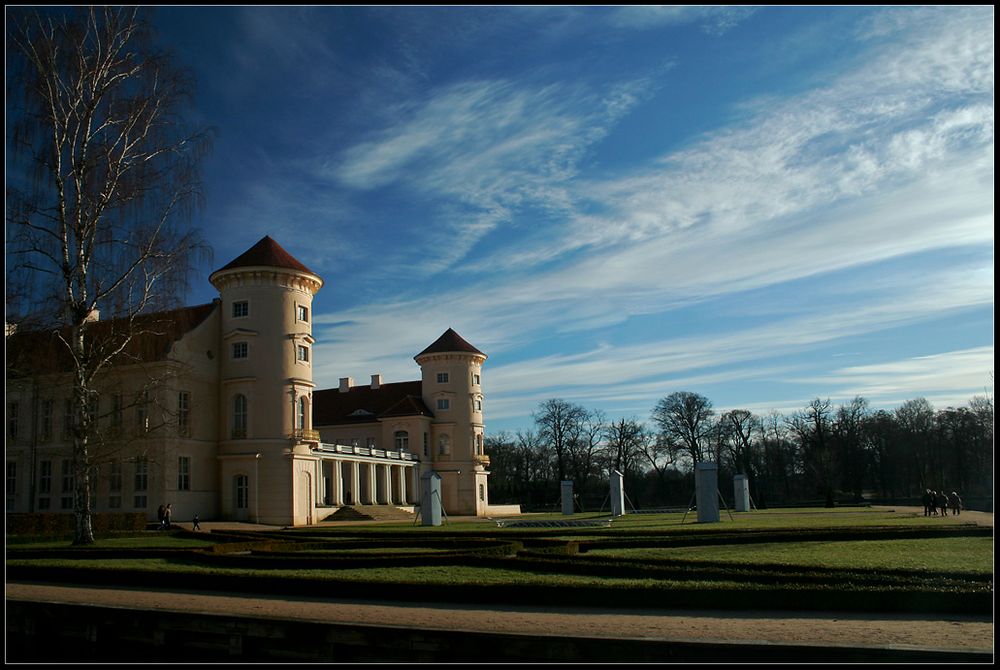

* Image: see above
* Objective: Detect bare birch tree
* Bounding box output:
[7,7,211,544]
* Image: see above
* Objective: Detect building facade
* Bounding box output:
[6,236,501,525]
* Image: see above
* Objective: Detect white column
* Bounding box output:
[396,465,407,505]
[366,463,377,504]
[333,459,344,506]
[381,464,392,504]
[349,461,360,505]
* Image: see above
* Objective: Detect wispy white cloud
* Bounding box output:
[610,6,756,35]
[303,7,992,428]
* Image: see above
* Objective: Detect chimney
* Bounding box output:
[370,374,382,390]
[339,377,353,393]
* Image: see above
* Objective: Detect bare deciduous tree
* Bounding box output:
[7,7,212,545]
[650,391,715,466]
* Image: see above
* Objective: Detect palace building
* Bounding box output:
[5,236,504,525]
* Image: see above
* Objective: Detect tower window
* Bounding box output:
[436,398,450,411]
[232,342,248,359]
[296,345,310,362]
[297,305,309,322]
[232,394,248,439]
[436,372,449,383]
[233,301,249,318]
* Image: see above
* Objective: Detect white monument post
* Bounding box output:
[561,481,574,515]
[420,470,443,526]
[610,469,625,517]
[696,462,720,523]
[733,474,750,512]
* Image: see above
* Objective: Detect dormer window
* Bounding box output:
[232,301,249,318]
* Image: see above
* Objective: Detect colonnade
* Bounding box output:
[318,458,418,507]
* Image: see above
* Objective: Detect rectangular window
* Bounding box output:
[436,398,450,410]
[110,394,123,433]
[297,304,309,322]
[136,391,149,433]
[423,433,429,457]
[7,401,18,440]
[38,460,52,494]
[6,461,16,495]
[436,372,449,383]
[87,394,99,426]
[296,345,310,362]
[109,459,122,492]
[60,460,75,510]
[232,341,248,359]
[178,456,191,491]
[63,398,74,438]
[475,398,483,411]
[61,459,75,493]
[134,456,148,492]
[178,391,191,436]
[40,399,53,442]
[232,300,249,318]
[472,373,480,385]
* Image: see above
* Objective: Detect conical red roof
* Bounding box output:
[415,328,486,359]
[215,236,316,275]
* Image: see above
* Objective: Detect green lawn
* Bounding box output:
[6,507,992,614]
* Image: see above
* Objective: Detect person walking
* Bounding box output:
[163,503,173,529]
[949,491,962,516]
[157,504,166,529]
[935,490,949,517]
[192,513,202,531]
[921,489,932,517]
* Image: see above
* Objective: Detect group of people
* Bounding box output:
[922,489,962,517]
[157,504,202,530]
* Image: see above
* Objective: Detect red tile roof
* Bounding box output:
[415,328,486,359]
[313,380,431,426]
[215,236,316,276]
[6,302,219,377]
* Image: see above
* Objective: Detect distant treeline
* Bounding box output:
[486,393,994,511]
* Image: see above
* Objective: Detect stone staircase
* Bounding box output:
[323,505,416,522]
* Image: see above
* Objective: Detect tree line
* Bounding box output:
[485,391,994,511]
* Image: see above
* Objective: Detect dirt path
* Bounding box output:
[6,582,993,654]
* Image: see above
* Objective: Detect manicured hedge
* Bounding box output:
[7,512,147,536]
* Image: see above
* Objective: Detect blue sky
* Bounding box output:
[152,6,994,432]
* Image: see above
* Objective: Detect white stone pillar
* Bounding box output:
[561,481,574,515]
[696,462,720,523]
[733,474,750,512]
[610,470,625,517]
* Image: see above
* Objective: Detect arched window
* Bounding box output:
[232,394,247,439]
[394,430,409,450]
[297,396,307,430]
[438,434,451,455]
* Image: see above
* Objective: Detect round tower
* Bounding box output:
[414,328,489,516]
[209,236,323,524]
